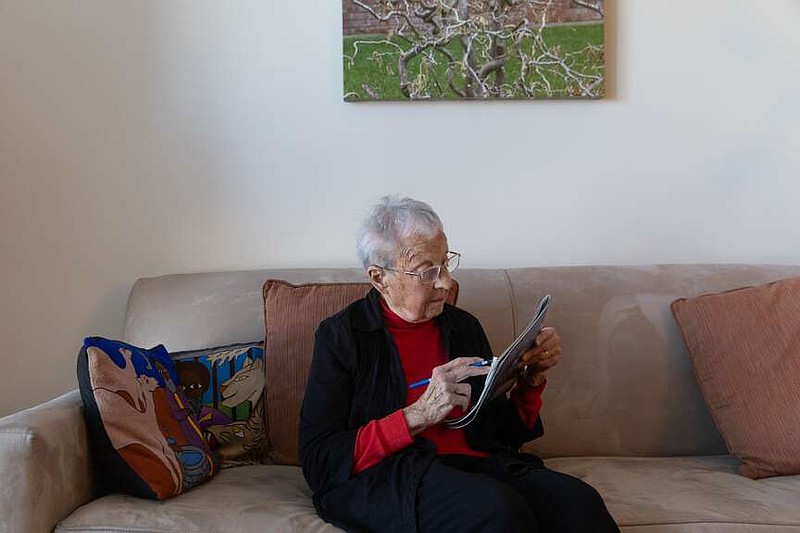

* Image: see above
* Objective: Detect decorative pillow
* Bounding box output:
[77,337,216,499]
[671,277,800,479]
[262,279,459,465]
[171,342,267,468]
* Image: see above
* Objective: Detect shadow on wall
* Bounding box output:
[82,284,135,344]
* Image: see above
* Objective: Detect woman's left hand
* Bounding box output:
[517,326,562,387]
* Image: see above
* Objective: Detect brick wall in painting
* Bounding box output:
[342,0,603,36]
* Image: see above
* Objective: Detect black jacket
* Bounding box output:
[299,289,544,532]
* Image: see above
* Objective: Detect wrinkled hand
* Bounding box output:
[403,357,490,435]
[517,327,562,387]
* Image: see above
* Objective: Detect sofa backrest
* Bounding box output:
[123,268,515,354]
[123,264,800,458]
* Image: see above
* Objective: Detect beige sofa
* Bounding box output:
[2,265,800,533]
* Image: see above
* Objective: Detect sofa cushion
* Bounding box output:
[671,277,800,479]
[55,465,342,533]
[55,458,800,532]
[547,455,800,530]
[262,279,459,465]
[77,337,217,500]
[172,342,268,468]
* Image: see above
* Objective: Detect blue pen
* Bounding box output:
[408,359,491,389]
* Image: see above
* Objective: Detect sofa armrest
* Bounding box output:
[0,390,93,533]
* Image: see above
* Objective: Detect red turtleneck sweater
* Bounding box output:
[351,299,546,474]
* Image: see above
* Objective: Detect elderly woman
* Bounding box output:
[299,196,619,532]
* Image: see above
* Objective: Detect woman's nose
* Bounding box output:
[434,268,454,291]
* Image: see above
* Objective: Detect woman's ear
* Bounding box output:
[367,266,388,293]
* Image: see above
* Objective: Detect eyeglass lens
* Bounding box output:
[419,253,459,284]
[446,253,459,272]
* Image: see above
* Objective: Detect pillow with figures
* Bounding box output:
[171,342,268,468]
[77,337,217,500]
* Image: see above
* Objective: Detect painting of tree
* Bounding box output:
[343,0,605,101]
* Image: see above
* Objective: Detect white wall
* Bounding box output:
[1,0,799,416]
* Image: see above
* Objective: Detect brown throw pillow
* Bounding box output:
[262,279,459,465]
[671,277,800,479]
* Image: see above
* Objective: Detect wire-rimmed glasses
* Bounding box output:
[381,251,460,285]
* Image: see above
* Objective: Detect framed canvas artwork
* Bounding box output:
[343,0,605,101]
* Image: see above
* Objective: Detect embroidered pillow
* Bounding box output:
[171,342,268,468]
[77,337,217,500]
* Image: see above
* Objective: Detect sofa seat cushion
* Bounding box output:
[56,465,342,533]
[548,455,800,531]
[56,457,800,533]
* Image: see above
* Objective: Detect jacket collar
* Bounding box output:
[352,287,385,332]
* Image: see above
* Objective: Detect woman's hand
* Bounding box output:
[402,357,490,435]
[517,327,562,387]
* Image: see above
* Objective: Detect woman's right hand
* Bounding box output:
[402,357,490,435]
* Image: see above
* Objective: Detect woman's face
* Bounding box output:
[373,231,455,323]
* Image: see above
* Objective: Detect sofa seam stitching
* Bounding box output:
[0,428,35,438]
[621,521,800,527]
[57,529,196,533]
[56,523,202,533]
[502,269,517,336]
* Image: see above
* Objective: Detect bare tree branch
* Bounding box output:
[572,0,603,17]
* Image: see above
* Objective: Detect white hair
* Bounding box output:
[356,195,444,269]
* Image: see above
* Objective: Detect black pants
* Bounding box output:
[416,454,620,533]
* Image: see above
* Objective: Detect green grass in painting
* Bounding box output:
[343,23,604,100]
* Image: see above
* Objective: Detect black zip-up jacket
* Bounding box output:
[299,288,544,532]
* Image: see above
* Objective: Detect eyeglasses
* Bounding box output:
[381,251,461,285]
